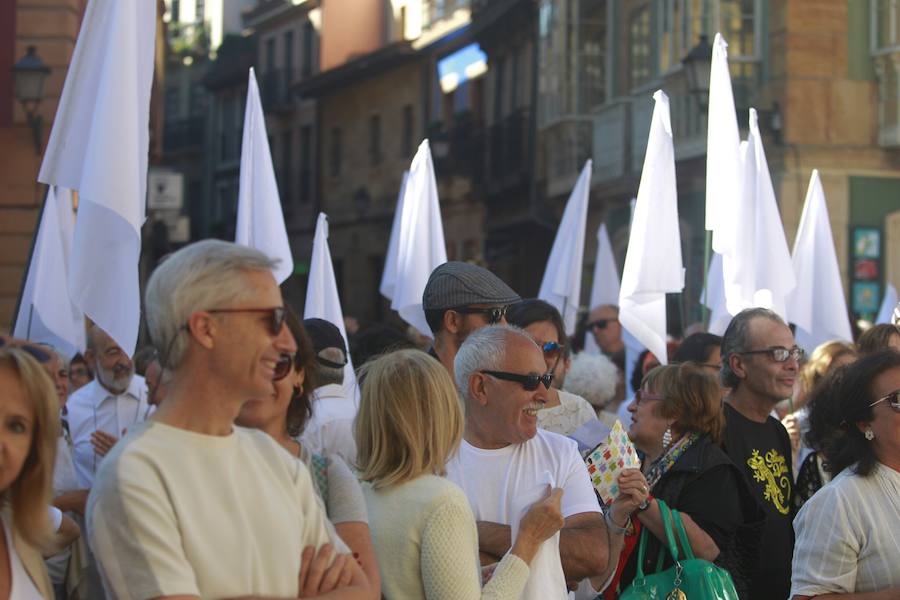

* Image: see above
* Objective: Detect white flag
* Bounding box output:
[876,283,898,325]
[539,160,592,336]
[786,170,853,352]
[702,252,733,335]
[37,0,155,356]
[13,187,85,357]
[304,213,359,408]
[619,91,684,366]
[584,223,621,353]
[379,171,410,301]
[391,140,447,337]
[236,67,293,283]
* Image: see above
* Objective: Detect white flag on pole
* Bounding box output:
[584,223,621,353]
[702,252,733,335]
[391,140,447,337]
[875,283,898,324]
[619,91,684,366]
[379,171,410,301]
[37,0,155,356]
[539,160,592,336]
[304,213,359,408]
[236,67,293,284]
[786,170,853,352]
[13,186,85,357]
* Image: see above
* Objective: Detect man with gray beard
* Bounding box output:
[67,323,150,488]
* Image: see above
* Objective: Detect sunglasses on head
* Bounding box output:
[588,318,616,331]
[869,389,900,413]
[481,369,553,391]
[452,305,509,325]
[739,345,804,363]
[208,306,286,336]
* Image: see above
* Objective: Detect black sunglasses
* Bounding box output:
[588,318,617,330]
[481,369,553,391]
[208,306,286,336]
[452,305,509,325]
[739,345,804,363]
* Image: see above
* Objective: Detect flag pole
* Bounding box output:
[11,184,50,334]
[702,229,712,329]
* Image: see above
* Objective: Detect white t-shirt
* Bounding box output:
[87,421,344,600]
[446,429,601,600]
[301,384,359,467]
[791,462,900,596]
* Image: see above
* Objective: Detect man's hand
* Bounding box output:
[91,430,120,457]
[297,544,354,597]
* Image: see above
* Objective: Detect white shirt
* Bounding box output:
[1,512,43,599]
[300,383,358,467]
[446,429,602,600]
[791,462,900,596]
[87,421,345,599]
[66,375,149,488]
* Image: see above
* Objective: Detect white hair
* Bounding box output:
[453,325,536,402]
[564,352,619,410]
[145,240,278,369]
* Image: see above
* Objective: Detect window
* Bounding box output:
[266,37,276,71]
[302,21,315,77]
[195,0,204,21]
[578,0,607,111]
[330,127,342,177]
[284,30,295,84]
[300,125,313,203]
[281,129,293,205]
[171,0,181,22]
[402,105,414,157]
[871,1,900,145]
[369,114,382,166]
[629,6,651,89]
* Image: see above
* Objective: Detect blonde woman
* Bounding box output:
[356,349,565,600]
[0,347,61,598]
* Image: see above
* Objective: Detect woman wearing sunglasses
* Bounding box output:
[596,363,762,598]
[234,309,381,599]
[791,350,900,599]
[506,300,596,436]
[356,349,566,599]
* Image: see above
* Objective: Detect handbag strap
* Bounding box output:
[633,521,650,579]
[669,509,696,561]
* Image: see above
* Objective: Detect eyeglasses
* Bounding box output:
[634,389,665,406]
[869,389,900,412]
[739,346,804,363]
[272,353,294,382]
[588,318,617,331]
[481,370,553,391]
[452,305,509,325]
[208,306,287,336]
[541,341,565,362]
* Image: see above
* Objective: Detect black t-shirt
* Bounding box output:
[721,402,795,600]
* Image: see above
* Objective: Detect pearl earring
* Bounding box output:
[865,429,875,441]
[662,427,673,450]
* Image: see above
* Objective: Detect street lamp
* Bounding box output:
[12,46,51,154]
[682,35,712,113]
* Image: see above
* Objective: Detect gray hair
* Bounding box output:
[564,352,619,409]
[454,325,536,402]
[720,307,787,388]
[315,348,346,386]
[145,240,278,369]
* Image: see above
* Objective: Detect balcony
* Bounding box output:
[164,116,205,154]
[261,69,294,112]
[485,109,532,196]
[540,117,593,198]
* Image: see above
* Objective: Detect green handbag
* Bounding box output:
[618,499,740,600]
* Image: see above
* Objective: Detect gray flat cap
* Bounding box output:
[422,261,520,310]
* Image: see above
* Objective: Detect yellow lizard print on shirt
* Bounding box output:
[747,449,791,515]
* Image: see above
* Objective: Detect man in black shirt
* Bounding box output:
[720,308,800,600]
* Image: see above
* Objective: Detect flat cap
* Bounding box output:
[422,261,520,310]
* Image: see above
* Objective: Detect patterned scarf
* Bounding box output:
[643,432,700,490]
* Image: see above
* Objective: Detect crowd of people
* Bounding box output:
[1,238,898,599]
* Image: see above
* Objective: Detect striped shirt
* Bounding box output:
[791,462,900,596]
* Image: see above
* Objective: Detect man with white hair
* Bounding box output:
[87,240,369,600]
[446,326,607,598]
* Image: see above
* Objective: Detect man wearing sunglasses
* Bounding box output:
[446,326,606,599]
[422,261,521,375]
[586,304,625,361]
[87,240,369,600]
[720,307,800,600]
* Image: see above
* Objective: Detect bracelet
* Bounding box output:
[604,509,631,535]
[638,494,653,512]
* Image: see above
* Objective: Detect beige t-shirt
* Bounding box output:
[87,421,342,600]
[536,390,597,436]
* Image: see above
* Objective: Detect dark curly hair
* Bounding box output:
[805,349,900,477]
[284,307,319,438]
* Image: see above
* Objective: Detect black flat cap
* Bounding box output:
[422,261,520,310]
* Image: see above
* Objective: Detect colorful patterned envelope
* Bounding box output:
[584,420,642,505]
